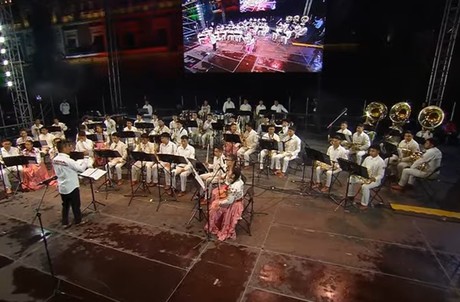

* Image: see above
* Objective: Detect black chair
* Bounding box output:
[413,166,442,201]
[368,167,389,207]
[236,186,254,236]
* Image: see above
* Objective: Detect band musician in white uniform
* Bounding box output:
[237,123,258,167]
[131,133,156,185]
[200,146,226,199]
[272,126,301,177]
[172,135,195,196]
[75,132,95,168]
[386,131,420,178]
[152,133,177,191]
[259,125,280,170]
[1,139,23,194]
[201,114,215,149]
[107,133,128,185]
[347,145,386,209]
[350,124,370,164]
[314,135,348,193]
[392,138,442,191]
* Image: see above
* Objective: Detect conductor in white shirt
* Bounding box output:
[271,100,288,113]
[52,140,88,228]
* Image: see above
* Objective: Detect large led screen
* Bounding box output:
[182,0,326,73]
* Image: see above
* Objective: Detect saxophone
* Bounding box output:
[315,160,331,170]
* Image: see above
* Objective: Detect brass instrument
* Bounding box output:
[389,102,411,133]
[363,102,388,127]
[343,141,363,152]
[410,151,423,162]
[315,160,331,170]
[355,175,373,184]
[418,106,445,130]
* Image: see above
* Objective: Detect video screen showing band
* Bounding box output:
[182,0,326,73]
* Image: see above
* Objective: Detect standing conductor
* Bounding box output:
[52,140,88,228]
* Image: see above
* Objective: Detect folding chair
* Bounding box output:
[368,168,389,207]
[236,186,254,236]
[413,166,442,201]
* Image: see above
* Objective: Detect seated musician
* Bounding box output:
[313,135,348,193]
[150,119,171,135]
[16,129,33,148]
[278,119,290,140]
[123,121,138,149]
[271,100,288,113]
[272,126,301,177]
[227,116,241,133]
[201,114,215,149]
[416,127,433,140]
[224,122,241,156]
[172,120,188,144]
[39,127,56,153]
[349,124,370,164]
[257,117,270,136]
[151,114,160,128]
[387,131,420,177]
[237,122,258,168]
[49,137,62,160]
[205,167,245,241]
[199,100,211,118]
[93,125,110,166]
[22,140,55,191]
[1,139,23,194]
[239,99,252,128]
[172,135,195,197]
[336,121,352,142]
[75,132,94,167]
[107,133,128,185]
[255,100,266,116]
[392,138,442,191]
[152,133,177,190]
[31,119,43,141]
[131,133,156,185]
[51,118,68,139]
[201,145,226,185]
[188,112,202,146]
[81,116,92,133]
[104,114,117,135]
[169,115,179,131]
[347,145,386,209]
[259,125,280,170]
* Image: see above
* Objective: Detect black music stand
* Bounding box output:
[3,155,37,196]
[19,141,42,150]
[258,139,278,178]
[226,108,237,116]
[238,111,252,126]
[149,135,161,145]
[156,154,188,210]
[87,134,97,142]
[69,151,84,161]
[128,151,156,206]
[334,158,369,212]
[188,158,209,201]
[87,123,105,132]
[80,168,107,212]
[381,141,398,159]
[185,120,198,129]
[223,133,241,156]
[94,149,121,198]
[213,120,225,132]
[135,122,155,132]
[119,131,138,148]
[303,148,325,194]
[47,126,62,134]
[258,109,269,117]
[186,159,209,226]
[334,132,350,142]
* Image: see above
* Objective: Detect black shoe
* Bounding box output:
[62,224,72,229]
[75,220,87,226]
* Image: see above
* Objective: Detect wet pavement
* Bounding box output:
[1,142,460,301]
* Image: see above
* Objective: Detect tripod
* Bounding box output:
[81,169,107,212]
[334,158,367,212]
[33,180,82,300]
[95,149,121,199]
[128,151,155,206]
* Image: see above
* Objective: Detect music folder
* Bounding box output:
[47,126,62,133]
[70,151,85,161]
[94,149,121,159]
[223,133,241,144]
[259,139,278,151]
[157,154,188,165]
[3,156,37,167]
[119,131,137,139]
[337,158,369,179]
[333,132,349,142]
[80,168,107,181]
[135,122,154,129]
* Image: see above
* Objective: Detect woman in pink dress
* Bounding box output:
[206,167,245,241]
[94,125,109,166]
[22,140,56,190]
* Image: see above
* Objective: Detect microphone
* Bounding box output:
[38,175,57,186]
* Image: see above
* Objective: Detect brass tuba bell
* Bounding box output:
[389,102,411,133]
[418,106,445,130]
[363,102,388,127]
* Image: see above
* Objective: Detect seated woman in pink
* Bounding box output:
[22,140,56,190]
[206,167,245,241]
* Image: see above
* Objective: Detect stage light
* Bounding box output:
[0,37,4,43]
[6,71,11,77]
[0,48,5,54]
[2,59,8,65]
[7,81,13,87]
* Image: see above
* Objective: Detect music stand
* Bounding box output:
[185,120,198,129]
[334,132,350,142]
[94,149,121,198]
[223,133,241,156]
[135,122,155,132]
[87,123,105,131]
[149,135,161,145]
[226,108,237,116]
[188,158,209,201]
[303,148,325,194]
[258,139,278,178]
[3,155,37,196]
[186,159,209,226]
[69,151,84,161]
[213,120,225,132]
[128,151,156,206]
[238,111,252,126]
[381,142,398,159]
[258,109,269,117]
[47,126,62,134]
[334,158,369,212]
[119,131,137,147]
[80,168,107,212]
[87,134,97,142]
[156,154,188,210]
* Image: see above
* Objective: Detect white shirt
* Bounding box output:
[31,124,43,140]
[223,101,235,113]
[256,104,266,115]
[271,104,288,113]
[411,147,442,174]
[169,120,179,130]
[209,155,226,175]
[1,147,21,164]
[53,153,88,194]
[39,133,56,147]
[262,132,280,142]
[173,127,188,142]
[110,141,128,162]
[134,119,145,125]
[123,126,138,133]
[150,125,171,135]
[143,104,153,116]
[176,144,195,168]
[362,155,386,184]
[240,104,252,112]
[200,105,211,115]
[59,102,71,115]
[416,130,433,140]
[243,129,258,149]
[75,139,94,157]
[397,139,420,159]
[135,142,156,154]
[279,125,289,138]
[52,122,68,139]
[159,141,177,155]
[327,145,348,169]
[337,128,352,137]
[104,118,117,135]
[23,147,42,164]
[283,134,301,158]
[16,136,33,146]
[203,120,214,132]
[352,132,371,151]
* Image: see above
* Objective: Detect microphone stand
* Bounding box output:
[32,179,82,300]
[326,108,348,133]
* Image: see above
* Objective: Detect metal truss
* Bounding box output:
[425,0,460,106]
[0,2,33,128]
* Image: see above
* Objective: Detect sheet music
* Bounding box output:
[185,157,206,190]
[80,168,107,180]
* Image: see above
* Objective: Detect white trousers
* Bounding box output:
[399,168,429,186]
[347,176,380,206]
[131,161,153,183]
[107,159,125,180]
[1,166,23,189]
[271,153,295,173]
[237,147,256,166]
[152,162,171,185]
[201,132,214,148]
[172,165,192,192]
[315,166,341,187]
[356,151,367,164]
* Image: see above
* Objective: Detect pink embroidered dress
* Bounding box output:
[22,147,56,190]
